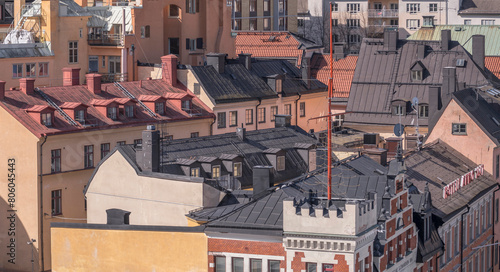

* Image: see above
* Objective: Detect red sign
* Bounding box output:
[443,164,484,199]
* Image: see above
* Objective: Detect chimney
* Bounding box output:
[19,78,35,95]
[441,29,451,51]
[472,34,485,70]
[442,67,456,95]
[106,208,131,225]
[137,125,160,172]
[238,53,252,70]
[206,53,227,73]
[253,166,274,198]
[416,44,426,59]
[302,57,311,89]
[0,80,5,100]
[85,74,102,94]
[428,86,442,112]
[333,43,345,60]
[364,148,387,166]
[383,29,397,51]
[62,67,81,86]
[363,133,380,149]
[161,55,178,85]
[236,127,246,141]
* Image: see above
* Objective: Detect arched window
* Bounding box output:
[169,5,180,18]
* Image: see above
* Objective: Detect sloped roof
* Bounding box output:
[486,57,500,79]
[0,79,213,137]
[86,6,133,32]
[407,25,500,56]
[405,141,497,219]
[0,43,53,59]
[459,0,500,15]
[345,38,496,127]
[310,53,358,98]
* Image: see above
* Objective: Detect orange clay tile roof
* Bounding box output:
[0,79,213,137]
[486,56,500,80]
[310,53,358,98]
[235,32,304,65]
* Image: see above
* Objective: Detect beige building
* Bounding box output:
[231,0,298,32]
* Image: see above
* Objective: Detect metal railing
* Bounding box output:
[367,24,399,32]
[367,9,399,18]
[87,33,122,46]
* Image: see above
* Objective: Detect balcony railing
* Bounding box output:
[367,24,399,33]
[88,33,122,46]
[367,9,399,18]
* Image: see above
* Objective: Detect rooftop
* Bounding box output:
[459,0,500,15]
[310,53,358,99]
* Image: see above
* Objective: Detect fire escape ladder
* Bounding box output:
[35,88,79,126]
[385,50,403,111]
[114,82,157,118]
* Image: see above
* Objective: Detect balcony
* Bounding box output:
[87,33,122,46]
[367,9,399,18]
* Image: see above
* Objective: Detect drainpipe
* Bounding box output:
[460,204,470,272]
[493,186,500,270]
[39,134,47,271]
[294,92,302,126]
[255,98,261,131]
[210,115,216,136]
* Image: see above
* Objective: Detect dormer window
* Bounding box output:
[394,105,404,116]
[155,102,165,115]
[182,100,191,111]
[392,100,408,116]
[75,109,85,123]
[233,162,242,177]
[419,104,429,118]
[277,155,285,171]
[410,61,425,81]
[411,70,422,81]
[212,165,221,178]
[41,112,52,127]
[125,105,134,118]
[107,107,117,120]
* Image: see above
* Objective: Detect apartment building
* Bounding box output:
[230,0,298,33]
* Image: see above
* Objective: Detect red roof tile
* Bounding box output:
[310,54,358,98]
[235,32,304,65]
[0,79,214,137]
[486,56,500,80]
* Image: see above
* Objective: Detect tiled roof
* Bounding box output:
[235,32,314,66]
[405,141,497,219]
[486,57,500,79]
[459,0,500,14]
[310,53,358,98]
[0,79,213,137]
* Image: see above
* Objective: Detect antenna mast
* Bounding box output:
[327,2,334,200]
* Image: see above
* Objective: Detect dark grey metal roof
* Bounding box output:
[459,0,500,14]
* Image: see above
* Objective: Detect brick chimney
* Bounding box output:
[20,78,35,95]
[161,55,178,85]
[0,81,5,100]
[62,67,81,86]
[86,74,102,94]
[206,53,227,73]
[472,34,485,70]
[441,29,451,51]
[238,53,252,70]
[383,29,397,51]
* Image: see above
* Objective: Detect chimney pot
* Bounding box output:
[62,67,81,86]
[161,55,178,85]
[238,53,252,70]
[85,74,102,94]
[19,78,35,95]
[441,29,451,51]
[0,80,5,100]
[206,53,227,74]
[472,34,485,70]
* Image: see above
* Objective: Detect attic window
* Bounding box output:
[411,70,422,81]
[107,107,118,120]
[456,59,465,67]
[182,100,191,111]
[393,105,405,116]
[277,155,285,171]
[41,112,52,127]
[233,162,242,177]
[125,105,134,118]
[75,109,85,123]
[155,102,165,115]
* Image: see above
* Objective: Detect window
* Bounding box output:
[190,132,199,138]
[107,107,117,120]
[423,16,434,27]
[51,189,62,215]
[299,102,305,117]
[277,155,285,171]
[347,19,360,28]
[394,105,404,116]
[263,18,270,30]
[141,25,150,38]
[39,62,49,77]
[411,70,422,81]
[407,4,420,13]
[233,19,242,30]
[26,63,36,77]
[496,199,499,223]
[249,0,256,12]
[229,111,237,126]
[234,0,241,12]
[482,20,495,25]
[217,112,226,128]
[215,256,226,272]
[306,263,317,272]
[349,34,361,44]
[475,210,479,237]
[13,64,22,78]
[182,100,191,111]
[407,19,420,30]
[101,143,110,159]
[419,105,429,118]
[332,19,338,27]
[117,141,126,146]
[186,0,197,14]
[374,2,382,10]
[232,257,243,272]
[454,225,459,254]
[109,56,121,74]
[125,105,134,118]
[390,3,398,10]
[452,123,467,135]
[41,112,52,127]
[269,260,280,272]
[84,145,94,168]
[258,108,266,123]
[89,56,99,73]
[249,19,257,30]
[133,139,142,147]
[263,0,269,12]
[168,38,180,55]
[429,3,437,12]
[102,56,106,67]
[482,205,486,232]
[245,109,253,124]
[347,3,360,13]
[297,19,304,27]
[187,38,196,51]
[285,104,291,115]
[487,201,491,226]
[190,167,200,177]
[233,162,242,177]
[75,109,85,122]
[250,259,262,272]
[212,165,221,178]
[51,149,61,173]
[323,264,334,272]
[169,5,180,17]
[278,0,285,13]
[271,106,278,121]
[464,20,471,25]
[69,41,78,63]
[155,102,165,115]
[390,19,399,26]
[332,3,338,12]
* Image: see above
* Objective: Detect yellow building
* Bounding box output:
[0,55,214,271]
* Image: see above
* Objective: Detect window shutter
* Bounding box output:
[196,0,199,12]
[196,37,203,49]
[186,38,190,49]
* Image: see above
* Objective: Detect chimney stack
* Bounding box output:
[206,53,226,74]
[20,78,35,95]
[416,44,426,59]
[106,209,131,225]
[442,67,456,95]
[253,166,274,198]
[302,57,311,89]
[472,34,485,70]
[161,55,178,85]
[441,29,451,51]
[86,74,102,94]
[236,127,246,141]
[137,125,160,172]
[0,81,5,100]
[383,29,397,51]
[238,53,252,70]
[62,67,81,86]
[333,43,345,60]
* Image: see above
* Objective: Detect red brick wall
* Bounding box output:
[386,219,396,239]
[291,252,305,272]
[401,192,408,209]
[403,209,412,228]
[334,255,349,272]
[391,198,398,215]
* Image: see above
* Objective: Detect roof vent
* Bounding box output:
[456,59,465,67]
[454,26,462,31]
[492,117,500,126]
[268,36,276,42]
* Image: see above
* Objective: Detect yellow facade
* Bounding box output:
[51,225,208,272]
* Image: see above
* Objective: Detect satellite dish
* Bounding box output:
[412,97,419,107]
[394,123,405,137]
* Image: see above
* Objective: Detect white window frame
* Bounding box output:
[233,162,242,177]
[69,41,78,64]
[13,63,23,78]
[406,3,420,13]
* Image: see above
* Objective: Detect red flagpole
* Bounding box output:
[328,2,333,200]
